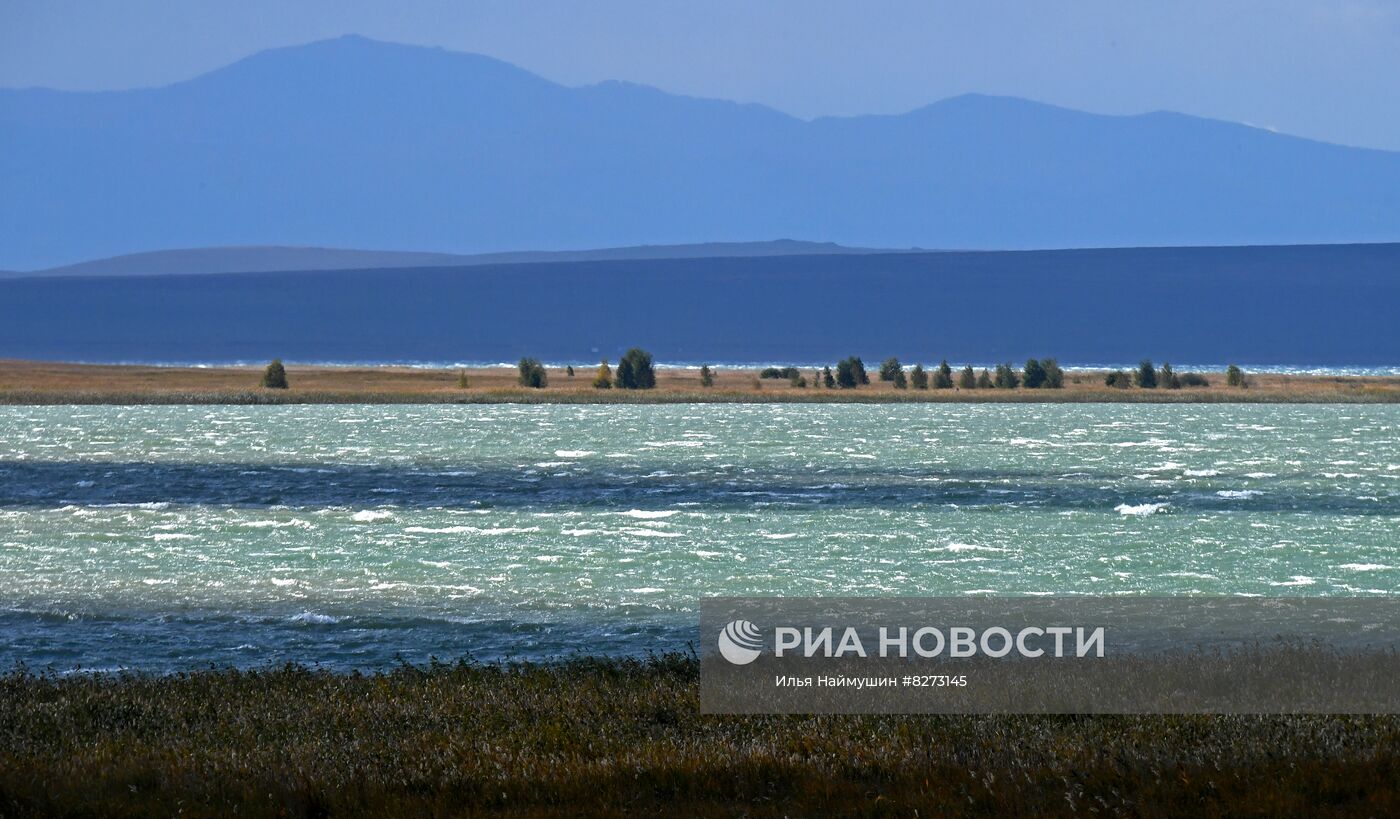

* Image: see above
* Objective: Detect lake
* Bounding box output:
[2,403,1396,670]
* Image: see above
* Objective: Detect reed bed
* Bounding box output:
[1,655,1396,816]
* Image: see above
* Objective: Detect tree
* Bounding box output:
[1227,364,1247,388]
[1105,370,1131,388]
[935,360,954,389]
[994,363,1019,389]
[879,357,902,381]
[518,357,548,388]
[958,365,977,389]
[892,368,908,389]
[1042,359,1064,389]
[909,363,929,389]
[261,359,288,389]
[1159,362,1180,389]
[822,365,836,389]
[615,348,656,389]
[1022,358,1047,389]
[852,357,869,385]
[1135,360,1158,388]
[566,365,575,377]
[457,369,469,389]
[699,365,714,388]
[835,358,858,389]
[592,360,613,389]
[976,369,993,389]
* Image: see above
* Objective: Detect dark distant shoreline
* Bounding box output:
[5,245,1400,367]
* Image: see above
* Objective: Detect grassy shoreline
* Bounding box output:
[3,360,1400,404]
[2,656,1396,817]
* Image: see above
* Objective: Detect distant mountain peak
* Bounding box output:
[3,36,1399,269]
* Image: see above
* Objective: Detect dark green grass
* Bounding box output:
[1,655,1396,817]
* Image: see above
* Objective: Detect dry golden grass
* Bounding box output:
[1,359,1398,404]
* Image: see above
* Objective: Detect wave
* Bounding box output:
[1115,502,1169,516]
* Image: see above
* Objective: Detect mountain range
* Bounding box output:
[4,35,1400,270]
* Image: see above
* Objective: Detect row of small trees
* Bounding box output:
[261,357,1248,392]
[799,357,1067,390]
[1103,361,1243,389]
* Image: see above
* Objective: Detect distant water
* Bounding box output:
[2,404,1397,671]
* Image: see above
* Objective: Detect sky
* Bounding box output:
[2,0,1400,151]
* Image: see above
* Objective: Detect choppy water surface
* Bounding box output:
[2,404,1397,670]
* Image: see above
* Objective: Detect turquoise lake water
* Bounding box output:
[1,404,1397,670]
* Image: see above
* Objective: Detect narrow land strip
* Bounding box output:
[2,359,1398,404]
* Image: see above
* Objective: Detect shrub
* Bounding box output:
[456,370,469,389]
[892,368,907,389]
[976,369,993,389]
[1179,372,1210,387]
[1135,360,1158,389]
[958,365,977,389]
[616,348,656,389]
[1159,362,1180,389]
[1022,358,1047,389]
[909,364,929,389]
[1227,364,1247,388]
[994,363,1019,389]
[852,357,869,385]
[935,360,954,389]
[1042,359,1064,389]
[699,365,714,388]
[592,360,613,389]
[878,358,902,382]
[789,370,807,388]
[822,366,836,389]
[518,358,548,388]
[760,367,799,380]
[566,365,575,378]
[1105,370,1132,388]
[261,360,288,389]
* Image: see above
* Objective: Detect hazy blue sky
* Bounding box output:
[3,0,1399,150]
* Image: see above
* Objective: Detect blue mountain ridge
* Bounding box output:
[3,35,1400,269]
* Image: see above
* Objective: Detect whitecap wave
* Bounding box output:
[942,542,1008,552]
[1216,490,1262,499]
[351,510,394,522]
[289,611,340,624]
[1115,502,1169,516]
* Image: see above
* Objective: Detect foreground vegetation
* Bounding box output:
[1,656,1396,817]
